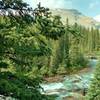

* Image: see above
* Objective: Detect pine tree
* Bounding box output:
[0,1,57,99]
[86,61,100,100]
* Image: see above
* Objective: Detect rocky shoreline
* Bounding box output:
[43,67,93,83]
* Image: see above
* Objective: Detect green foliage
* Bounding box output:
[0,0,100,99]
[57,66,66,75]
[0,61,8,68]
[34,3,65,40]
[52,21,89,74]
[86,62,100,100]
[0,1,63,99]
[0,72,48,100]
[74,54,88,67]
[40,66,49,76]
[69,52,88,68]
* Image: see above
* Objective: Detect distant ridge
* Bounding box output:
[50,8,100,29]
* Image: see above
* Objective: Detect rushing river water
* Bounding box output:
[41,59,98,100]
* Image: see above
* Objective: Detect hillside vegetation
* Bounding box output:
[0,0,100,100]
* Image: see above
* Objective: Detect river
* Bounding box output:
[41,59,98,100]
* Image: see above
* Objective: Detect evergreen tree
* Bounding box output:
[0,1,58,99]
[86,62,100,100]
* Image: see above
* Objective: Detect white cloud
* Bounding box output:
[94,15,100,22]
[89,1,100,9]
[24,0,72,9]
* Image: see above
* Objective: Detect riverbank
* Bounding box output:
[43,67,93,83]
[41,67,94,100]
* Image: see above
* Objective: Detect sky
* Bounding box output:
[24,0,100,22]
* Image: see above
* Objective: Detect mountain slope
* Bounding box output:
[51,9,100,28]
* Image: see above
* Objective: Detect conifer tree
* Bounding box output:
[86,62,100,100]
[0,1,58,99]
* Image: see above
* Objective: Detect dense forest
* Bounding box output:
[0,0,100,100]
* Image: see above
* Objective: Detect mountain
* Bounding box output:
[50,9,100,28]
[94,15,100,22]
